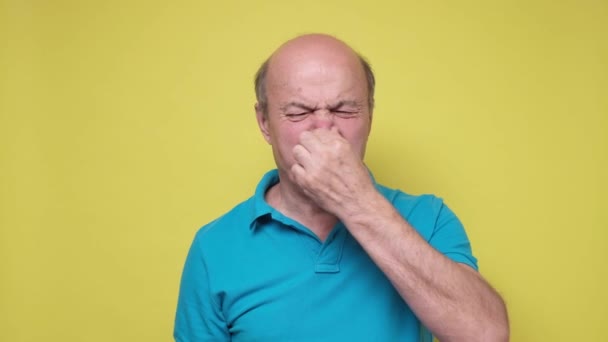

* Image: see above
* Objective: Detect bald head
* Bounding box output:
[254,34,375,117]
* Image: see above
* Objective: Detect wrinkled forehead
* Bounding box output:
[266,61,367,110]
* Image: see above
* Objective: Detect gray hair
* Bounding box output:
[254,55,376,117]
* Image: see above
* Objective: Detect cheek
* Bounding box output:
[339,120,370,142]
[338,121,371,156]
[279,122,306,140]
[271,123,305,155]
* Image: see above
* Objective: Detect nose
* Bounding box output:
[311,109,334,129]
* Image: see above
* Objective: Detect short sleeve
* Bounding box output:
[174,233,230,341]
[428,198,478,271]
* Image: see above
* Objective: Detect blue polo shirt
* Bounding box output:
[175,169,477,341]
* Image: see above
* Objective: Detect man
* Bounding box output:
[175,34,509,341]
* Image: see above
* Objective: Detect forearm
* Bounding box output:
[341,193,509,342]
[286,127,508,340]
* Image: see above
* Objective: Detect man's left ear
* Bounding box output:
[255,103,272,144]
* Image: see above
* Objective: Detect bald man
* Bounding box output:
[174,34,509,342]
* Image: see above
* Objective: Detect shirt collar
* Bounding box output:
[248,168,379,231]
[249,169,280,230]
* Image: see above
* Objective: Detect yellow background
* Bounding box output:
[1,0,606,341]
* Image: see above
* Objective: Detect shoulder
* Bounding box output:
[375,183,449,239]
[188,170,278,258]
[192,197,255,251]
[376,182,478,269]
[376,183,444,217]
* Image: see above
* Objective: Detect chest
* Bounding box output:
[213,228,423,341]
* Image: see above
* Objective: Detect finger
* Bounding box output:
[290,162,307,186]
[313,126,344,144]
[298,129,325,153]
[292,144,313,169]
[308,129,348,155]
[300,128,347,158]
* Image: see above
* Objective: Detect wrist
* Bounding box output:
[340,188,390,227]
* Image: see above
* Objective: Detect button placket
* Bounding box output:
[314,224,347,273]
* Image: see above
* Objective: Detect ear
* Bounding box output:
[255,103,272,144]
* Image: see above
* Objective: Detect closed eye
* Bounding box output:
[333,110,359,118]
[284,112,310,121]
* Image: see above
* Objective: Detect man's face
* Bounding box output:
[256,47,372,177]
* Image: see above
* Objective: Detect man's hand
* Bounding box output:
[289,129,509,342]
[290,127,377,218]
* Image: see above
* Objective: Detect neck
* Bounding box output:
[266,171,338,241]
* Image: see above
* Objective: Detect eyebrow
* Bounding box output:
[330,100,361,110]
[279,102,315,112]
[279,100,362,112]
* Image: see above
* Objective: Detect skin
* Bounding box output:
[256,34,373,240]
[255,34,509,342]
